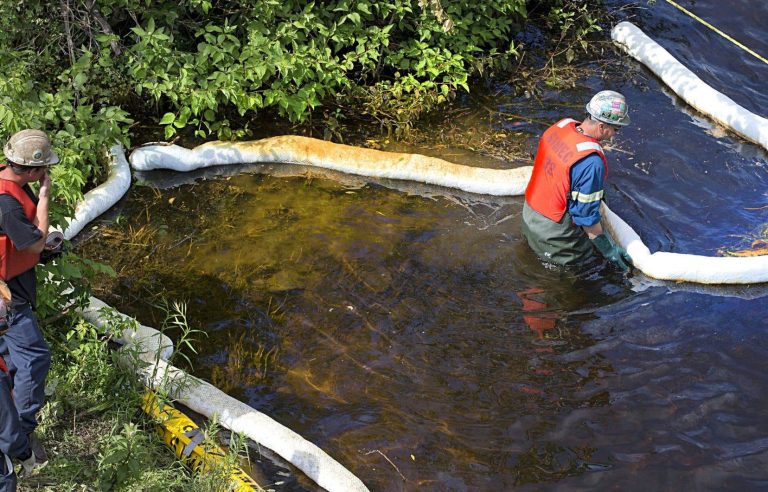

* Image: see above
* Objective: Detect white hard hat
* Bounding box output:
[586,90,630,127]
[3,129,59,167]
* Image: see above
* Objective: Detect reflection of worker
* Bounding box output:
[0,129,61,467]
[522,90,632,271]
[517,288,557,338]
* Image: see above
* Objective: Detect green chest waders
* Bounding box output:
[521,201,597,267]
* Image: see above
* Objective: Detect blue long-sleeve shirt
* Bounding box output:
[567,153,605,227]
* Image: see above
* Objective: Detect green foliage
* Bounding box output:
[0,1,532,140]
[37,254,117,319]
[542,0,603,62]
[122,0,530,137]
[37,316,173,489]
[156,299,205,367]
[0,0,609,144]
[0,38,132,204]
[0,4,131,318]
[512,0,609,92]
[0,0,606,143]
[35,307,255,490]
[49,317,131,410]
[98,422,157,490]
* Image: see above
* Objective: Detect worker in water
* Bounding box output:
[0,129,61,469]
[522,90,633,271]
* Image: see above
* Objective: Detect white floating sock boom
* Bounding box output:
[130,136,534,196]
[611,21,768,152]
[131,130,768,284]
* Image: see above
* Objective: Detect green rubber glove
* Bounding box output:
[592,234,632,271]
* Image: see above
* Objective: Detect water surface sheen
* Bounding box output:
[83,2,768,490]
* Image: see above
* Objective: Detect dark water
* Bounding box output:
[80,2,768,491]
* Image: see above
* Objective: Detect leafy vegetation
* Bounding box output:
[2,1,605,146]
[28,305,258,491]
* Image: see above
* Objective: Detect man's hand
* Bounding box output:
[592,234,632,271]
[29,169,51,254]
[38,172,51,200]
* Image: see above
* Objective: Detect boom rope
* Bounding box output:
[611,21,768,152]
[662,0,768,65]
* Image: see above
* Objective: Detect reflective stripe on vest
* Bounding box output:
[524,119,608,222]
[0,180,40,281]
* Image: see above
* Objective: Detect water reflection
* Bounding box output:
[557,287,768,490]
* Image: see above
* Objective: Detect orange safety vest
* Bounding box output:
[525,118,608,222]
[0,180,40,281]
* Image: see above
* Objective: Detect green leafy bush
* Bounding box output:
[0,1,531,140]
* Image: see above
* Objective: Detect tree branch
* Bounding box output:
[418,0,454,32]
[60,0,76,65]
[84,0,122,56]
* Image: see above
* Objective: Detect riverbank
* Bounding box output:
[17,315,261,492]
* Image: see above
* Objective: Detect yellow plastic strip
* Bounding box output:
[141,392,261,491]
[664,0,768,65]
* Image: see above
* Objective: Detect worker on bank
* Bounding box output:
[1,352,35,491]
[1,274,34,491]
[522,90,633,271]
[0,129,61,468]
